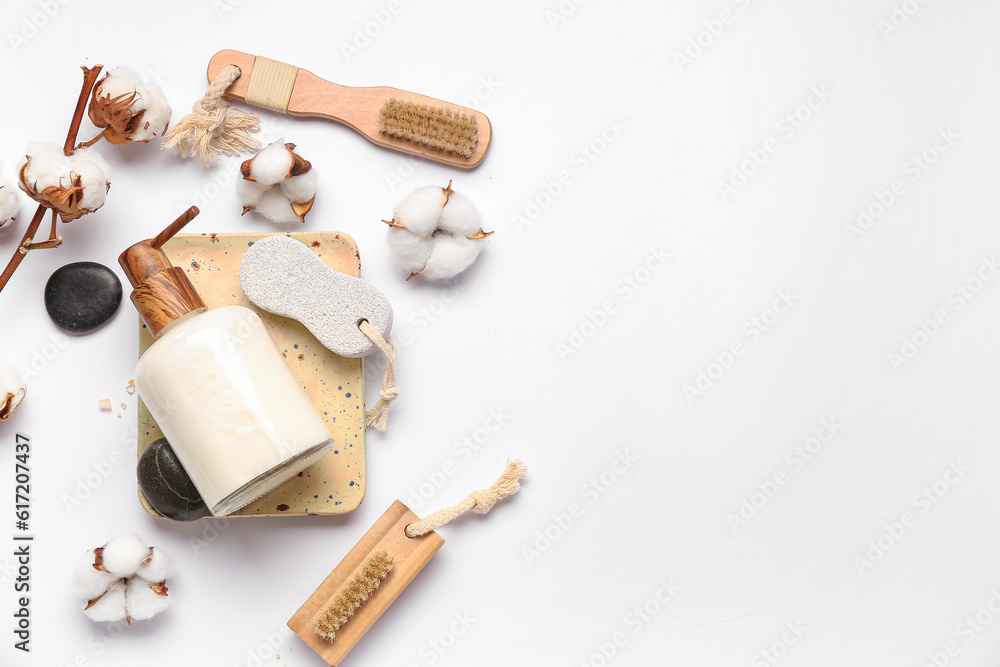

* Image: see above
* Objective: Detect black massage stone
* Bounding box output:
[44,262,122,334]
[137,438,210,522]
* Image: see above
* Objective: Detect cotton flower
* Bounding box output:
[73,535,174,625]
[72,550,118,601]
[0,359,26,421]
[237,142,316,223]
[385,181,492,280]
[95,534,149,576]
[0,175,19,228]
[135,546,174,583]
[18,143,110,222]
[83,579,127,623]
[125,577,171,622]
[87,66,171,144]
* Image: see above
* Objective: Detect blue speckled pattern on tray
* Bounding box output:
[135,231,366,518]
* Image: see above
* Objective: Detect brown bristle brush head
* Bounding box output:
[206,50,492,168]
[314,550,394,642]
[377,98,478,159]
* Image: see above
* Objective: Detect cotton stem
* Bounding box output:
[0,64,105,296]
[77,128,109,149]
[64,65,104,157]
[25,210,63,250]
[0,205,47,293]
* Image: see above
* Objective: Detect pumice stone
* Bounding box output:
[239,234,393,358]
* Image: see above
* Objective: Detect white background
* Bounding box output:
[0,1,999,665]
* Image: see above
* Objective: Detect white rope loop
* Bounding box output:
[162,64,261,166]
[405,459,527,537]
[359,320,399,431]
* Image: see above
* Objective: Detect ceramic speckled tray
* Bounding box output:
[136,231,366,518]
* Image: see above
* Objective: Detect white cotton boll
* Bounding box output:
[0,358,26,421]
[125,578,171,621]
[70,148,112,213]
[387,228,433,273]
[437,191,483,237]
[72,550,118,601]
[22,143,77,190]
[254,187,300,223]
[99,66,146,97]
[100,534,150,577]
[421,235,482,280]
[84,580,127,623]
[0,179,19,228]
[76,538,173,624]
[238,143,315,222]
[393,186,446,236]
[249,143,294,185]
[135,547,174,583]
[235,178,269,208]
[386,182,491,280]
[21,143,111,218]
[98,66,171,141]
[280,168,317,203]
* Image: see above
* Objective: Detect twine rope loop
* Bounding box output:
[162,64,261,166]
[359,320,399,431]
[405,460,527,537]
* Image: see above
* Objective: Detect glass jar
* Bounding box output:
[136,305,332,516]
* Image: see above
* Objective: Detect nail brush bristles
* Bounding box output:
[315,550,394,642]
[378,98,478,158]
